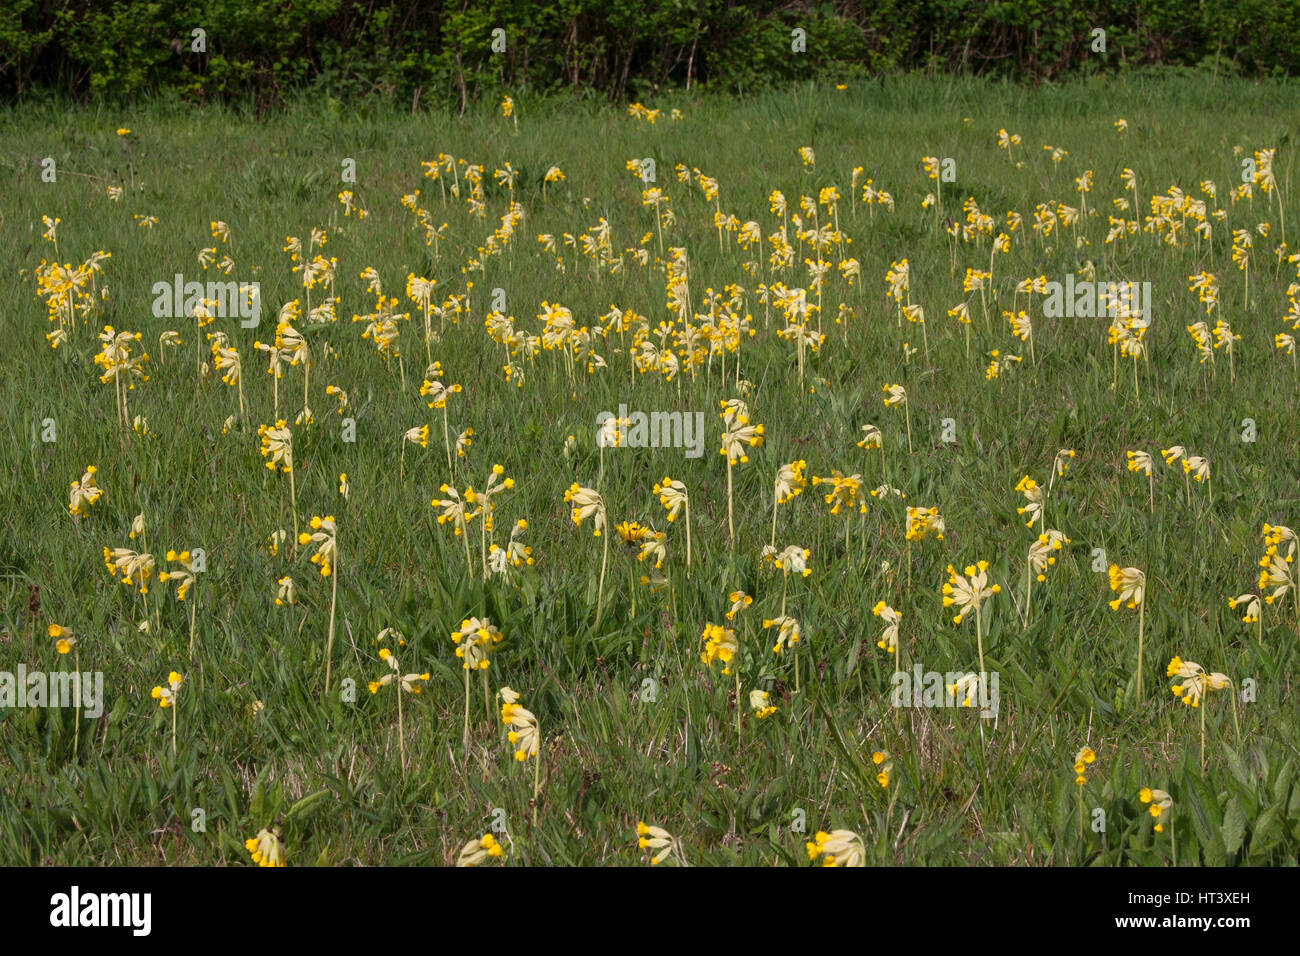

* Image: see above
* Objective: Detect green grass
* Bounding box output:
[2,71,1299,866]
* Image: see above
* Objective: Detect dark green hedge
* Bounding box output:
[2,0,1297,107]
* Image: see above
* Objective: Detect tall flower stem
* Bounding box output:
[288,468,299,559]
[1136,598,1146,702]
[72,647,81,759]
[595,530,609,628]
[323,555,338,698]
[462,667,471,751]
[397,681,406,776]
[735,671,742,741]
[684,496,692,577]
[727,463,735,544]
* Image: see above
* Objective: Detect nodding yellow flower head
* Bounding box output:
[872,751,893,788]
[766,544,812,577]
[871,601,900,653]
[652,477,689,522]
[763,615,801,655]
[805,829,865,867]
[457,832,506,867]
[103,546,155,595]
[245,828,286,867]
[300,515,337,576]
[1166,656,1230,707]
[774,461,808,504]
[700,622,738,674]
[49,623,76,654]
[1028,530,1070,582]
[150,671,183,708]
[450,616,503,671]
[905,506,945,542]
[726,590,753,620]
[258,421,294,473]
[941,561,1001,625]
[68,465,104,518]
[1126,449,1153,476]
[1107,564,1145,610]
[635,821,677,865]
[720,399,764,465]
[749,688,777,719]
[1138,787,1173,832]
[497,686,539,761]
[563,484,606,535]
[1072,747,1096,785]
[1228,593,1260,624]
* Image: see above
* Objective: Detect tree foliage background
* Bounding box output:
[1,0,1297,108]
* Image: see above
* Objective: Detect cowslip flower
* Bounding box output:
[720,399,764,543]
[1073,747,1096,785]
[245,828,286,867]
[369,647,429,697]
[103,546,155,595]
[489,519,534,578]
[452,616,504,743]
[1028,530,1069,583]
[564,483,610,624]
[905,506,944,542]
[872,750,893,788]
[701,622,738,674]
[1108,565,1145,611]
[1228,592,1261,625]
[500,686,543,823]
[871,601,901,655]
[805,829,865,867]
[942,561,1001,684]
[1024,529,1070,627]
[635,821,680,866]
[1166,656,1230,708]
[369,643,429,774]
[1108,564,1148,699]
[299,515,337,577]
[1139,787,1174,835]
[1015,475,1043,530]
[881,383,912,453]
[457,833,505,867]
[771,460,807,546]
[651,476,691,572]
[498,686,539,762]
[451,617,502,673]
[159,549,200,654]
[943,561,1001,625]
[1167,656,1236,768]
[300,516,340,694]
[1126,450,1155,511]
[49,623,75,655]
[725,590,753,621]
[275,575,296,606]
[68,465,103,518]
[151,670,183,754]
[749,689,777,719]
[763,615,801,655]
[769,545,812,577]
[946,672,982,707]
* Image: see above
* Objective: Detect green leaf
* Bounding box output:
[1221,796,1245,857]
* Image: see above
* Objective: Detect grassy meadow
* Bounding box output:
[2,72,1300,866]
